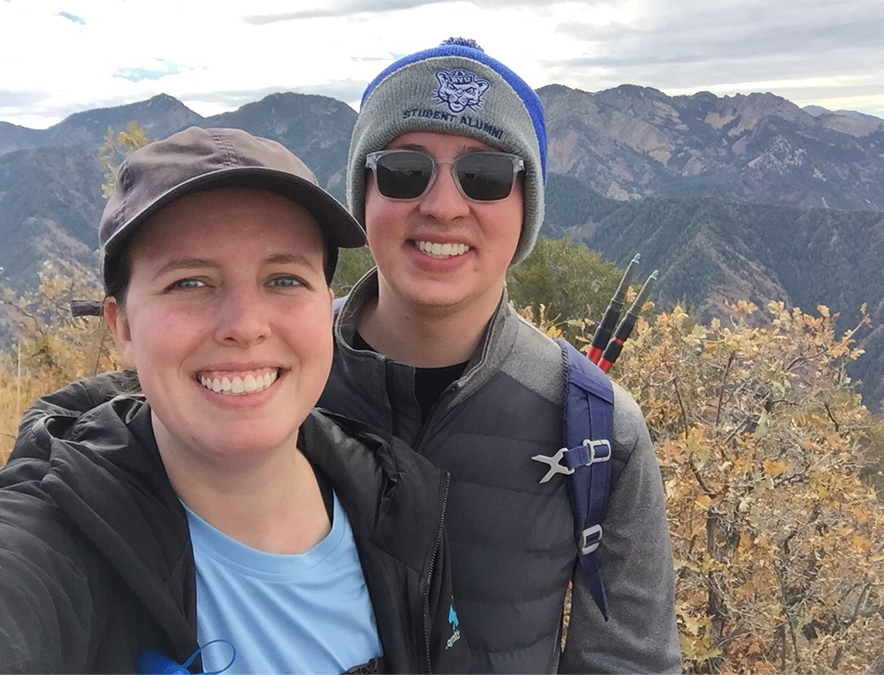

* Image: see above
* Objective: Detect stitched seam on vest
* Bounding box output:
[449,536,574,556]
[449,478,565,496]
[477,627,561,653]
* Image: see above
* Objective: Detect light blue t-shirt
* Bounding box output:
[184,493,383,674]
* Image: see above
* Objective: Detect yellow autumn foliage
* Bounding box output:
[527,297,883,672]
[0,259,122,461]
[609,300,882,673]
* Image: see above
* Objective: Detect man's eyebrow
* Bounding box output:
[393,142,488,154]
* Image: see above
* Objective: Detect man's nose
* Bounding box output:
[418,163,471,221]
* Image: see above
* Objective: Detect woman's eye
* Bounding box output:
[168,278,206,290]
[268,275,304,288]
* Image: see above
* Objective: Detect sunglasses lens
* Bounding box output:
[456,153,517,201]
[374,152,434,199]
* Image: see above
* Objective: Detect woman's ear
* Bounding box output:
[103,297,134,367]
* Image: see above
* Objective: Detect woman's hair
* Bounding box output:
[104,249,132,306]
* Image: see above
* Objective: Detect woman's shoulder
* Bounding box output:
[4,378,147,490]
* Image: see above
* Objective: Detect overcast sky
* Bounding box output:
[2,0,883,129]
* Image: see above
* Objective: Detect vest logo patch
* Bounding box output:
[446,604,461,650]
[448,605,459,630]
[434,68,489,113]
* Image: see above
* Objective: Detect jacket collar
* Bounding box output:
[298,410,447,576]
[335,268,522,407]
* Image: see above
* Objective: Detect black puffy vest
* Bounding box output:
[322,286,576,673]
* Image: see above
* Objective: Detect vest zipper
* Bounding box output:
[423,472,450,674]
[384,360,400,436]
[412,380,460,452]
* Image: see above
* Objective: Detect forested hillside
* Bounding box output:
[545,174,884,409]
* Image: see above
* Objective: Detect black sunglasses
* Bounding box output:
[365,149,525,202]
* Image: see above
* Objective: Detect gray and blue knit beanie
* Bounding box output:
[347,37,547,266]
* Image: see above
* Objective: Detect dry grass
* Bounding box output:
[0,259,120,466]
[1,370,24,465]
[0,355,25,464]
[0,358,72,466]
[0,340,117,466]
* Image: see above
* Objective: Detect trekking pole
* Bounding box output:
[587,254,640,364]
[598,270,658,374]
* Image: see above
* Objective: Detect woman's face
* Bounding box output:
[104,187,334,465]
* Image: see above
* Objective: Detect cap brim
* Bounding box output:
[104,167,366,262]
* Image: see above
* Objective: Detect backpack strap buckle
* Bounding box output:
[531,447,574,483]
[580,524,603,555]
[565,438,612,470]
[532,439,612,484]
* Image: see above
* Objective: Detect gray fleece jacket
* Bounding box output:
[318,271,682,674]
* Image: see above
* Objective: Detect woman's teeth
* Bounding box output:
[415,241,470,258]
[198,369,279,395]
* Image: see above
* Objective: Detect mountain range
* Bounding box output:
[1,87,882,408]
[541,84,884,210]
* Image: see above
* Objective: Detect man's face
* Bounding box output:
[104,187,334,467]
[364,131,523,317]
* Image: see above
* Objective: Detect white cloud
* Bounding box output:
[1,0,882,128]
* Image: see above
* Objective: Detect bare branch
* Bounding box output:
[672,376,690,439]
[91,322,109,377]
[715,352,736,428]
[723,415,751,445]
[690,456,718,498]
[0,300,44,335]
[786,347,829,372]
[824,401,841,432]
[718,625,750,650]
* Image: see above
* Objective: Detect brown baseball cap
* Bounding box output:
[99,126,365,289]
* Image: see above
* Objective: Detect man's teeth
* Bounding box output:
[415,241,470,258]
[198,369,279,395]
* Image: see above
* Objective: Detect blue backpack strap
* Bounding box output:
[555,338,615,620]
